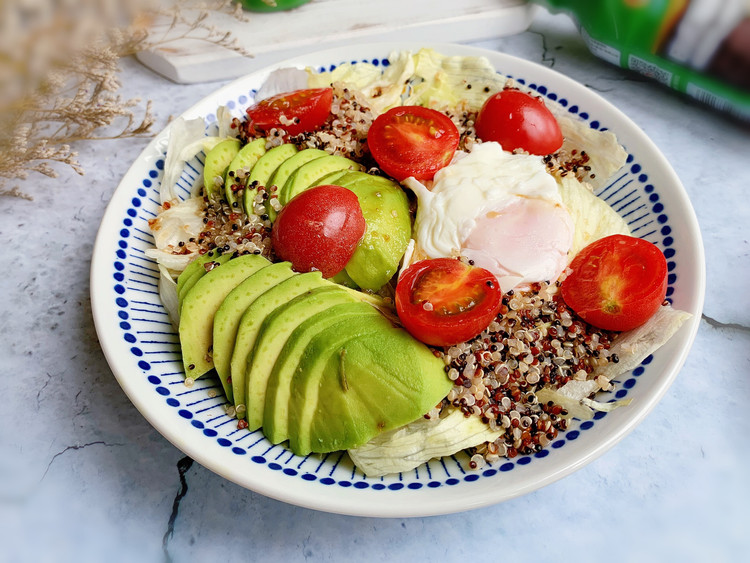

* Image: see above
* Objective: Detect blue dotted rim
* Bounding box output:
[110,56,676,491]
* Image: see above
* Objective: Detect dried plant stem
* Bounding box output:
[1,0,251,199]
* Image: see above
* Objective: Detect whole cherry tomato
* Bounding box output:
[367,106,460,181]
[561,234,668,332]
[271,185,366,278]
[246,88,333,136]
[395,258,503,347]
[474,89,563,155]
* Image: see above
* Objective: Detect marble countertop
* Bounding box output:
[2,9,748,563]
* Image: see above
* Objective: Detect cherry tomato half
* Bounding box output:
[561,234,668,332]
[246,88,333,136]
[271,185,366,278]
[395,258,503,347]
[474,89,563,155]
[367,106,460,181]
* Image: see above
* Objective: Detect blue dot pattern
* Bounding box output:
[105,54,678,492]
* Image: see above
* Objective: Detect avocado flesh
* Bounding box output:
[203,139,240,202]
[176,249,228,305]
[179,254,269,380]
[225,138,266,209]
[280,155,364,205]
[308,169,349,189]
[323,171,412,291]
[213,261,296,401]
[244,285,357,431]
[287,313,393,455]
[245,142,298,216]
[230,271,327,414]
[263,301,380,445]
[308,327,452,453]
[269,148,327,200]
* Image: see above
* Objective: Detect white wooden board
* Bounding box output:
[136,0,537,83]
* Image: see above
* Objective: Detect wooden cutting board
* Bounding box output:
[136,0,537,83]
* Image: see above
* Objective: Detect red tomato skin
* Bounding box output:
[474,89,563,155]
[246,88,333,136]
[367,106,460,181]
[271,185,366,278]
[395,258,503,347]
[561,235,668,332]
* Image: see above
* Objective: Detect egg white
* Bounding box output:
[403,142,574,293]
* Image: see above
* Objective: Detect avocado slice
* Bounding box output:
[203,139,240,202]
[225,138,266,209]
[230,270,327,415]
[244,285,357,431]
[280,155,364,205]
[178,252,233,311]
[336,171,412,291]
[213,261,296,401]
[308,326,451,453]
[309,169,349,189]
[287,313,393,455]
[263,301,381,445]
[176,249,226,304]
[245,143,298,215]
[269,148,327,201]
[179,254,269,380]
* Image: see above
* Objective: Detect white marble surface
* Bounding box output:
[2,9,749,563]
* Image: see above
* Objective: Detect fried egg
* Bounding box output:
[403,142,574,293]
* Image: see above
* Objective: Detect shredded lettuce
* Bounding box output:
[157,264,180,330]
[595,305,693,379]
[348,408,502,477]
[256,68,309,102]
[558,175,631,259]
[144,196,204,274]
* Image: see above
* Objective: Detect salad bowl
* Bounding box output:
[91,42,705,517]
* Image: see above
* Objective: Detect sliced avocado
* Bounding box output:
[212,261,296,401]
[281,155,365,205]
[178,253,233,311]
[327,268,358,289]
[263,301,380,445]
[269,148,327,201]
[225,138,266,209]
[287,313,393,455]
[308,326,452,453]
[230,271,327,415]
[245,143,298,215]
[203,139,240,202]
[179,254,269,380]
[244,285,357,431]
[336,171,412,290]
[176,249,225,304]
[309,169,349,189]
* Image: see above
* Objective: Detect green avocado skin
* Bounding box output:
[244,285,357,431]
[263,301,381,445]
[179,254,269,380]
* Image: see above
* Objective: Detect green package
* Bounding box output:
[536,0,750,120]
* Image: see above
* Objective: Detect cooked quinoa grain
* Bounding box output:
[433,281,617,462]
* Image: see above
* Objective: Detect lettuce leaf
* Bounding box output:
[348,408,502,477]
[558,175,631,259]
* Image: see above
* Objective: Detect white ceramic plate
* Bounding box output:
[91,42,705,517]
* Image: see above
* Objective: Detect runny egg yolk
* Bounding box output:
[404,142,574,293]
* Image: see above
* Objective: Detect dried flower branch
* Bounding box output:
[0,0,251,198]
